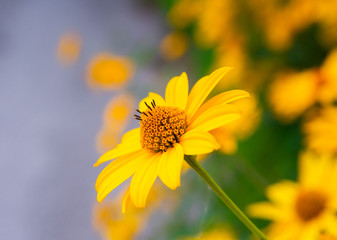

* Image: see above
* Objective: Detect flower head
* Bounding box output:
[94,67,249,210]
[57,32,82,65]
[87,53,133,90]
[248,151,337,239]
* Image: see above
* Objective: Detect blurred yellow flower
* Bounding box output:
[248,151,337,240]
[304,106,337,155]
[181,225,237,240]
[194,0,234,48]
[210,95,261,154]
[160,32,188,61]
[320,233,337,240]
[93,184,175,239]
[57,32,82,65]
[268,49,337,122]
[168,0,201,28]
[87,53,134,90]
[268,70,318,123]
[96,94,135,153]
[103,94,135,130]
[93,194,139,240]
[94,67,249,210]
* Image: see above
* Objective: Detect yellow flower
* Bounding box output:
[210,95,261,154]
[304,106,337,155]
[268,70,318,123]
[94,67,249,210]
[248,151,337,240]
[268,49,337,122]
[160,32,188,61]
[87,53,133,90]
[168,0,201,28]
[181,225,237,240]
[93,195,139,240]
[320,233,337,240]
[57,32,82,65]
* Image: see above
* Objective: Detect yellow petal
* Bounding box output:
[180,130,220,155]
[247,202,289,221]
[165,72,189,109]
[185,67,232,120]
[122,187,131,214]
[96,150,148,203]
[139,92,165,112]
[266,181,298,206]
[121,128,140,143]
[94,135,141,167]
[130,153,160,208]
[158,144,184,190]
[187,104,241,132]
[190,90,250,123]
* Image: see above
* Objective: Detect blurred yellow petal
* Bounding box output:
[96,150,148,203]
[158,144,184,190]
[247,202,289,221]
[165,72,189,109]
[130,153,160,208]
[180,130,220,155]
[266,181,298,206]
[190,90,249,123]
[185,67,232,121]
[187,104,241,132]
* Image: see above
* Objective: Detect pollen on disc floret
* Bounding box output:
[138,104,187,153]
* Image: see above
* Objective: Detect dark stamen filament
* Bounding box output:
[145,102,152,111]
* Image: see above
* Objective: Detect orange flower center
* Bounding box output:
[137,103,186,153]
[295,190,327,222]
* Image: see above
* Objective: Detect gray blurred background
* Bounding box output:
[0,1,163,239]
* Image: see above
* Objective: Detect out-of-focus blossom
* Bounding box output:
[168,0,201,28]
[303,106,337,155]
[320,233,337,240]
[181,225,237,240]
[93,185,175,240]
[248,151,337,240]
[268,70,317,123]
[317,49,337,103]
[210,95,261,154]
[169,0,236,48]
[268,49,337,123]
[57,32,82,65]
[87,53,134,90]
[96,94,135,153]
[94,68,249,210]
[160,32,188,61]
[93,192,140,240]
[194,0,235,48]
[103,94,135,131]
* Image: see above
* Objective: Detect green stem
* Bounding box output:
[184,155,268,240]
